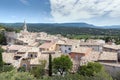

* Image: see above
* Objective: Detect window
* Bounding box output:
[23,64,27,68]
[75,46,77,48]
[65,50,67,53]
[68,48,71,50]
[22,64,27,70]
[35,54,37,58]
[30,54,33,58]
[59,48,61,51]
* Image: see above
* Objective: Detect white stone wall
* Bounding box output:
[59,45,72,54]
[92,45,103,52]
[80,45,103,52]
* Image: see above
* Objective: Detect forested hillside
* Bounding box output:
[1,23,120,36]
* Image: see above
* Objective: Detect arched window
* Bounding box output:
[23,64,27,68]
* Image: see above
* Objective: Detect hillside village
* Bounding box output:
[1,21,120,76]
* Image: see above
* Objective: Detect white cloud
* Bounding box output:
[50,0,120,22]
[19,0,30,5]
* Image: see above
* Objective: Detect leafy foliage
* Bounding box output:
[77,62,103,76]
[92,71,113,80]
[30,60,46,78]
[2,65,14,72]
[0,33,7,45]
[18,66,26,72]
[0,71,113,80]
[0,47,4,68]
[41,73,85,80]
[0,61,113,80]
[40,72,113,80]
[53,55,73,75]
[0,70,36,80]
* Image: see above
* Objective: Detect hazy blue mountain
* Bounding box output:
[0,22,120,29]
[102,25,120,29]
[52,23,96,28]
[1,22,120,36]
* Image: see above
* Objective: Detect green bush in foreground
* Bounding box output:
[77,62,103,76]
[18,66,26,72]
[41,72,113,80]
[2,65,14,72]
[0,70,36,80]
[0,69,113,80]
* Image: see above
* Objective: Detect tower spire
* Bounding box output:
[23,20,28,32]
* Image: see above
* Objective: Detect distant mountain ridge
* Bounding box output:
[0,22,120,29]
[53,23,96,28]
[1,22,120,36]
[102,25,120,29]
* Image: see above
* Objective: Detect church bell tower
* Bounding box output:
[23,20,28,32]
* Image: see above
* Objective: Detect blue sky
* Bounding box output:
[0,0,120,26]
[0,0,51,23]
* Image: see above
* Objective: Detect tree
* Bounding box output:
[0,47,4,69]
[77,62,103,76]
[0,33,7,45]
[49,54,52,76]
[30,60,46,78]
[104,36,112,43]
[52,55,73,75]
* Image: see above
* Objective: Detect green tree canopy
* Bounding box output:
[48,54,52,76]
[0,33,7,45]
[53,55,73,75]
[77,62,103,76]
[30,60,46,78]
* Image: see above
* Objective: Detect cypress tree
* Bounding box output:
[49,54,52,76]
[0,47,3,71]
